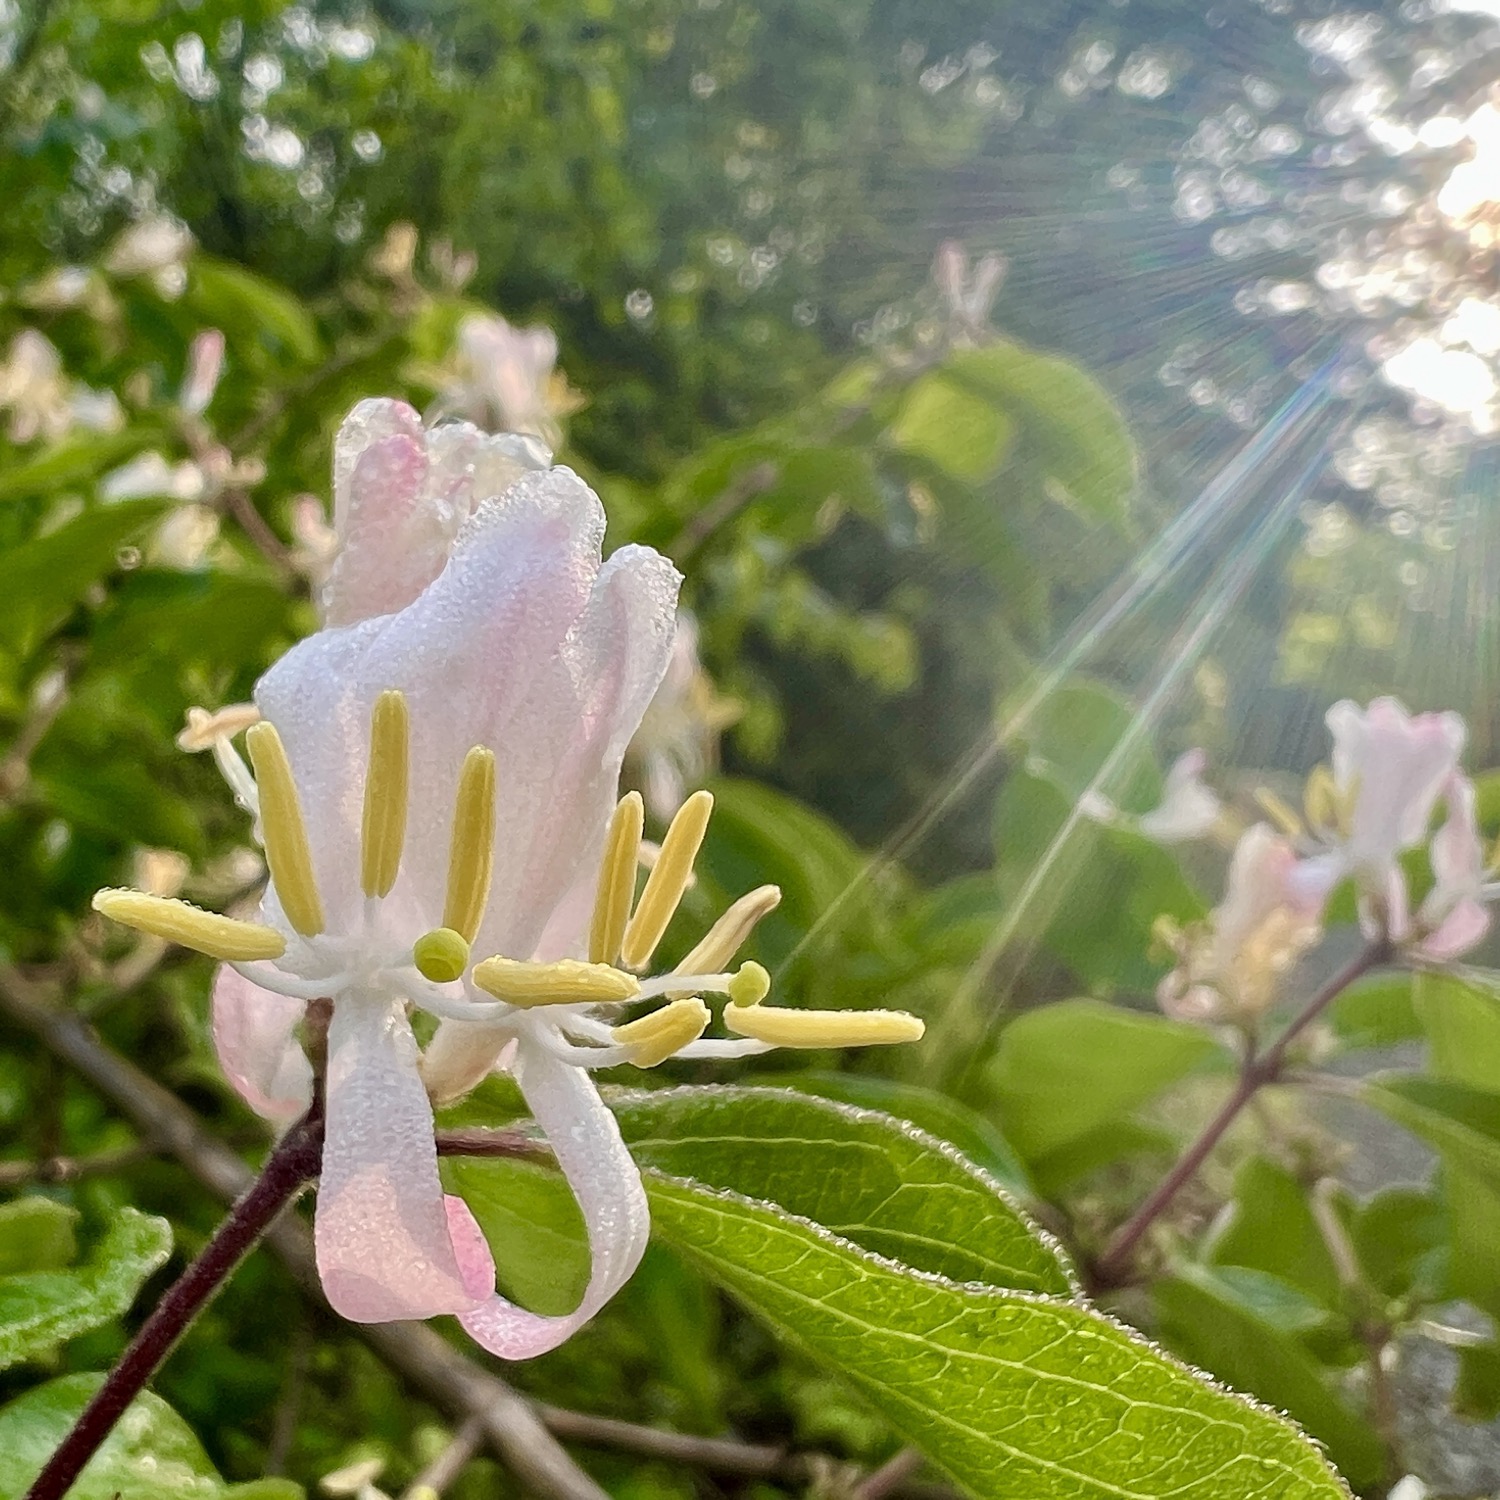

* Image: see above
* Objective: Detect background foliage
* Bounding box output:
[4,2,1500,1498]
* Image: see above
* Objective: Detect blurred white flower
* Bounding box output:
[1158,823,1322,1026]
[932,239,1007,338]
[441,313,580,445]
[180,329,226,416]
[0,330,121,443]
[1138,749,1224,843]
[105,215,195,278]
[101,451,207,503]
[626,613,741,819]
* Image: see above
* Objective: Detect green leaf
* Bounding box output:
[787,1071,1032,1198]
[1360,1074,1500,1183]
[1207,1158,1343,1306]
[617,1087,1068,1293]
[945,341,1138,525]
[650,1181,1349,1498]
[1327,973,1420,1050]
[189,259,323,367]
[0,428,164,504]
[889,371,1014,481]
[1154,1267,1384,1489]
[988,998,1223,1165]
[0,498,165,657]
[0,1208,171,1370]
[0,1198,78,1276]
[0,1373,302,1498]
[1349,1186,1445,1303]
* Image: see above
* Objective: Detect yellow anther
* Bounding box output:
[612,997,711,1067]
[726,960,770,1008]
[413,927,471,983]
[176,702,261,752]
[620,789,714,970]
[245,722,324,937]
[92,889,286,962]
[472,957,641,1008]
[723,1003,925,1049]
[589,792,644,964]
[361,691,409,899]
[444,747,496,943]
[1303,764,1336,834]
[675,885,781,980]
[1253,787,1304,840]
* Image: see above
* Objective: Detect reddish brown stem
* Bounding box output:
[23,1106,323,1500]
[1094,939,1390,1286]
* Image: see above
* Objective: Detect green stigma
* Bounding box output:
[413,926,472,984]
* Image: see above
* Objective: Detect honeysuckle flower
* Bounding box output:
[1415,774,1494,959]
[1138,749,1224,844]
[95,457,923,1357]
[0,330,121,444]
[626,613,740,819]
[932,239,1007,340]
[104,215,194,280]
[1289,697,1467,936]
[1157,823,1322,1026]
[321,397,550,627]
[439,314,579,446]
[101,451,208,503]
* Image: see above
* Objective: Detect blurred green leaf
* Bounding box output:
[0,498,165,657]
[0,1373,302,1498]
[1327,973,1420,1050]
[0,1208,170,1370]
[1154,1267,1385,1489]
[1207,1158,1343,1307]
[988,998,1224,1166]
[0,429,164,505]
[188,259,322,368]
[1350,1187,1446,1304]
[945,341,1138,526]
[890,370,1014,481]
[0,1198,78,1277]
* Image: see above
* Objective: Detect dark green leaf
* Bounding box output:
[0,1198,78,1276]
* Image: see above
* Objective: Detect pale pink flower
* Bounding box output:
[1292,697,1466,935]
[1138,749,1223,843]
[1416,774,1493,959]
[180,329,226,416]
[95,422,922,1356]
[443,314,571,444]
[1158,823,1322,1025]
[105,215,194,279]
[321,398,550,626]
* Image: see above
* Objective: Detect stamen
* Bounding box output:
[245,723,324,937]
[1302,765,1337,834]
[361,691,409,899]
[675,885,781,979]
[413,926,471,983]
[723,1003,925,1049]
[93,889,286,961]
[472,956,640,1008]
[589,791,644,964]
[444,747,496,943]
[612,997,711,1067]
[1254,787,1304,839]
[176,703,261,752]
[621,789,713,970]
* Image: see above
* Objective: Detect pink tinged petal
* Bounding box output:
[457,1043,649,1360]
[210,965,312,1125]
[1138,749,1222,843]
[315,996,484,1323]
[1421,899,1492,961]
[1431,774,1485,895]
[1210,824,1305,966]
[1327,697,1466,868]
[332,399,423,537]
[444,1196,499,1301]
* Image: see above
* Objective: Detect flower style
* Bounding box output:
[1138,749,1224,844]
[94,437,922,1358]
[625,613,741,819]
[1289,697,1467,937]
[1157,823,1323,1026]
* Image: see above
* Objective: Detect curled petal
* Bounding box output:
[457,1042,649,1359]
[1421,899,1491,961]
[210,965,312,1124]
[315,996,485,1322]
[1138,749,1222,844]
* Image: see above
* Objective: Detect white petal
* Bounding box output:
[210,965,312,1124]
[1138,749,1222,843]
[315,994,485,1322]
[457,1042,649,1359]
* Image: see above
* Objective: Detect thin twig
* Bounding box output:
[434,1127,548,1161]
[400,1414,486,1499]
[1094,939,1392,1286]
[667,461,779,563]
[24,1105,325,1500]
[0,1142,158,1190]
[852,1447,925,1500]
